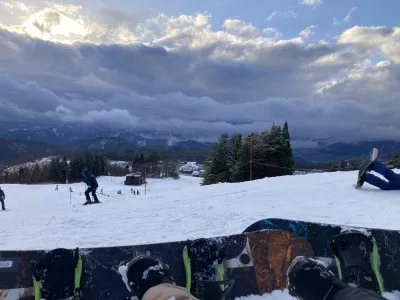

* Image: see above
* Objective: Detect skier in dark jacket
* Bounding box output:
[359,160,400,190]
[288,256,385,300]
[0,187,5,210]
[82,168,100,205]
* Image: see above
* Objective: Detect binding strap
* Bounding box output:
[31,248,83,300]
[183,239,231,299]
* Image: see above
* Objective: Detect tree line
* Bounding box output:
[325,152,400,172]
[0,151,180,184]
[0,154,106,184]
[202,122,294,185]
[129,151,179,179]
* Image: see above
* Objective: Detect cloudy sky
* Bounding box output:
[0,0,399,143]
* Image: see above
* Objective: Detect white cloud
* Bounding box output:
[299,0,322,8]
[1,0,30,12]
[262,27,282,39]
[333,7,357,25]
[0,2,398,142]
[338,26,400,63]
[266,10,297,22]
[300,25,318,39]
[223,19,259,39]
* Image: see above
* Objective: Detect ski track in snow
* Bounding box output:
[1,171,400,299]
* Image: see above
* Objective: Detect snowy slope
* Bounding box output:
[1,171,400,299]
[1,170,400,250]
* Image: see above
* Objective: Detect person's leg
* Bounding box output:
[84,188,92,203]
[0,198,5,210]
[370,161,397,181]
[364,173,395,190]
[143,283,199,300]
[91,188,100,203]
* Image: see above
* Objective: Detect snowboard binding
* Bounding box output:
[125,255,175,299]
[183,238,234,300]
[330,230,384,294]
[31,248,83,300]
[287,256,337,300]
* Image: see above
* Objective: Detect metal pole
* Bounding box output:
[250,139,253,181]
[144,164,147,195]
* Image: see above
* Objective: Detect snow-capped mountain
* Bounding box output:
[1,123,399,165]
[0,138,58,165]
[0,123,212,149]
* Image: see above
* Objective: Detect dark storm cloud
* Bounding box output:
[0,22,399,142]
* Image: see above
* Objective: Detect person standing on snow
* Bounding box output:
[0,187,5,210]
[82,168,100,205]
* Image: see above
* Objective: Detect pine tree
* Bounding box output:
[49,158,63,183]
[282,121,294,175]
[252,125,287,179]
[203,133,230,185]
[231,134,255,182]
[100,156,105,174]
[18,166,26,184]
[32,163,41,183]
[228,134,242,180]
[125,164,130,174]
[69,158,80,182]
[94,155,102,176]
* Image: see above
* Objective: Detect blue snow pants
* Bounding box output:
[365,161,400,190]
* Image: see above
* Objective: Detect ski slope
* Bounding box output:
[2,170,400,250]
[1,170,400,299]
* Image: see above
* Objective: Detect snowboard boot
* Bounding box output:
[288,256,339,300]
[330,230,384,294]
[183,238,234,300]
[31,248,83,300]
[126,256,175,300]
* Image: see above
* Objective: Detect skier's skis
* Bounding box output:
[83,201,101,205]
[355,148,378,188]
[330,230,384,294]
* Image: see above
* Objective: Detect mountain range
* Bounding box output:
[0,123,399,166]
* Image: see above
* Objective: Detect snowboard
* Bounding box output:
[243,218,400,294]
[355,147,378,188]
[0,229,314,299]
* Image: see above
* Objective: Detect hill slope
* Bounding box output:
[0,139,58,165]
[1,170,400,250]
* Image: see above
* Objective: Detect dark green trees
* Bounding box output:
[203,122,294,185]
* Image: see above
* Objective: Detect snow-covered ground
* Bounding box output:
[2,170,400,250]
[1,170,400,299]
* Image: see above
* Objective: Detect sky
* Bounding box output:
[0,0,399,144]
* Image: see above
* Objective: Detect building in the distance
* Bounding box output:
[124,172,144,186]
